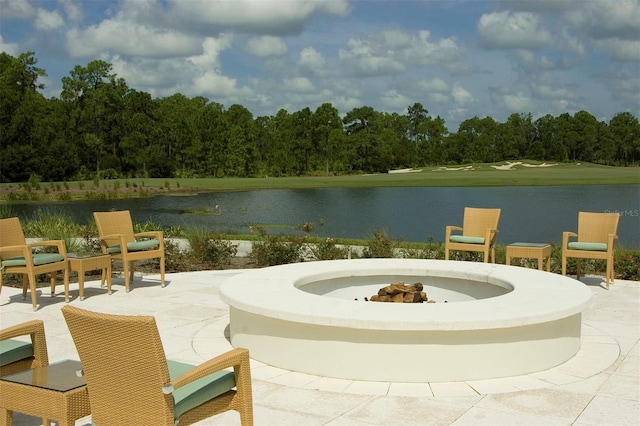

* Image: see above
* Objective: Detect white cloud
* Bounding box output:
[193,70,251,97]
[503,93,533,112]
[595,39,640,62]
[66,21,201,58]
[452,84,474,106]
[2,0,35,19]
[566,0,640,40]
[167,0,350,34]
[478,11,553,49]
[246,36,288,58]
[419,78,449,93]
[60,0,83,23]
[283,77,314,92]
[34,8,64,30]
[298,47,326,73]
[339,38,405,76]
[381,90,411,110]
[0,35,20,56]
[188,35,234,67]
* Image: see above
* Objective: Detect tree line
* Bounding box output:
[1,51,639,183]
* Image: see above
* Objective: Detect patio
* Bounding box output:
[1,269,638,425]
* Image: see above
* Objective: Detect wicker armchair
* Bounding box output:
[445,207,501,263]
[62,306,253,425]
[0,320,49,377]
[0,217,68,311]
[93,210,165,292]
[562,212,619,289]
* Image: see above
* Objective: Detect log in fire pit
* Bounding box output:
[369,281,434,303]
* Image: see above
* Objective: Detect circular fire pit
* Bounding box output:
[220,259,592,382]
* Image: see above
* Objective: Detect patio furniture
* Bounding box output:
[0,217,69,311]
[506,242,551,271]
[61,305,254,425]
[67,253,112,300]
[0,360,90,426]
[562,212,619,288]
[0,320,48,377]
[93,210,165,292]
[445,207,501,263]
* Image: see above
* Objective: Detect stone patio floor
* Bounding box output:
[1,269,638,425]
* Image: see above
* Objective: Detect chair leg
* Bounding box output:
[576,259,582,280]
[445,248,450,260]
[27,272,38,311]
[22,275,28,299]
[561,255,567,276]
[606,257,613,289]
[50,273,56,297]
[122,260,130,292]
[160,255,165,288]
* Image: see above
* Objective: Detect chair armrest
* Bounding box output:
[562,231,577,249]
[0,245,30,256]
[445,226,462,241]
[484,228,499,244]
[607,234,618,251]
[171,348,250,390]
[27,239,67,255]
[0,320,49,367]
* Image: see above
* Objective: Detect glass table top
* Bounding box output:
[0,360,86,392]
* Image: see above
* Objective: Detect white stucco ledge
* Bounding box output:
[219,259,593,382]
[219,259,592,331]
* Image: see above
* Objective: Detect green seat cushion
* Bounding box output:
[1,253,65,268]
[0,339,34,367]
[450,235,485,244]
[168,360,236,420]
[106,239,160,254]
[568,242,608,251]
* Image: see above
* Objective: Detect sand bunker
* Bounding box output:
[491,161,558,170]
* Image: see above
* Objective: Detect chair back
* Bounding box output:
[62,305,175,425]
[462,207,501,238]
[0,217,27,259]
[577,212,619,243]
[93,210,136,245]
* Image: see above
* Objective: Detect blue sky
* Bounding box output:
[1,0,639,131]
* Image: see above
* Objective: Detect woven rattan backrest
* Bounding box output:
[0,217,27,259]
[62,305,175,425]
[577,212,619,243]
[462,207,501,237]
[93,210,135,244]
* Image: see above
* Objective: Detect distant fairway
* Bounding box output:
[1,162,638,199]
[152,162,640,193]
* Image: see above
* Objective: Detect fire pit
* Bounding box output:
[220,259,591,382]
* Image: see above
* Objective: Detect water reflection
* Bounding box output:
[7,185,640,249]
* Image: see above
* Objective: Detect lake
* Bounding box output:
[7,185,640,249]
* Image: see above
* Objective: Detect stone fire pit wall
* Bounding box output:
[220,259,592,383]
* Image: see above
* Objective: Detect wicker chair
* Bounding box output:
[61,306,253,425]
[0,320,49,377]
[562,212,620,289]
[445,207,501,263]
[0,217,68,311]
[93,210,165,292]
[0,320,51,425]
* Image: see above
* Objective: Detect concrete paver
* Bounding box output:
[1,270,638,425]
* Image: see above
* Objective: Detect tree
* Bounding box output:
[610,112,640,165]
[312,103,342,175]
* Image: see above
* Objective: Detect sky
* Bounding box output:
[1,0,639,131]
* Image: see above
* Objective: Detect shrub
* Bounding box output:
[249,227,305,266]
[23,209,85,253]
[183,227,237,269]
[363,229,398,258]
[308,237,348,260]
[615,251,640,281]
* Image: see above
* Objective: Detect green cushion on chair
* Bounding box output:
[450,235,485,244]
[106,239,160,254]
[0,339,34,367]
[167,360,236,420]
[1,253,65,268]
[568,242,608,251]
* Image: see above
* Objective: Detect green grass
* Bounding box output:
[1,163,638,202]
